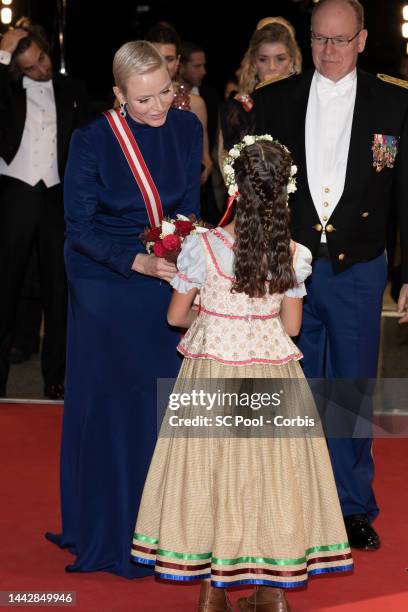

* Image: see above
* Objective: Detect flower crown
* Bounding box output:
[223,134,297,197]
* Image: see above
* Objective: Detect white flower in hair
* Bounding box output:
[223,134,297,198]
[243,135,256,145]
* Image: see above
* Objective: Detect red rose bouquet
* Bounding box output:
[139,214,210,263]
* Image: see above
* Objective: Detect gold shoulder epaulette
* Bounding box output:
[377,73,408,89]
[255,73,293,90]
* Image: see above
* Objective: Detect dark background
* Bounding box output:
[4,0,408,103]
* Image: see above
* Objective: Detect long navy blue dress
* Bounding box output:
[48,108,202,578]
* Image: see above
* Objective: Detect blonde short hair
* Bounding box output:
[113,40,167,92]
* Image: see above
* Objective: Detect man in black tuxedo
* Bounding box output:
[254,0,408,550]
[0,26,89,399]
[178,41,219,151]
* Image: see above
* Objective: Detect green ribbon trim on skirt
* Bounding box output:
[212,542,350,566]
[134,533,350,566]
[134,532,159,545]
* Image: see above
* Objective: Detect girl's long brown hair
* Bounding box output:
[232,140,296,297]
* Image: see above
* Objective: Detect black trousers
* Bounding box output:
[12,246,43,353]
[0,177,67,390]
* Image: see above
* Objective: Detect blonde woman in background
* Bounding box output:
[219,17,302,171]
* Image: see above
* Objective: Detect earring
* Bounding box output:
[119,102,127,117]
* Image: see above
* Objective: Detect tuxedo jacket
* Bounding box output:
[253,69,408,281]
[0,64,89,179]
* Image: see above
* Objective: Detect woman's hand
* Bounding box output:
[132,253,177,282]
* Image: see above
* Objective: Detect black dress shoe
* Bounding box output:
[344,514,380,551]
[44,383,64,400]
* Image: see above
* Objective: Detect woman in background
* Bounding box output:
[219,17,302,170]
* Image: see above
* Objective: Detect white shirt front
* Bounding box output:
[0,76,60,187]
[305,69,357,242]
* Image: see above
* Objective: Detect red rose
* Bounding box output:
[162,234,182,251]
[146,227,162,242]
[175,220,194,236]
[153,241,167,258]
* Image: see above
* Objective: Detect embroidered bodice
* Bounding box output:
[172,228,312,365]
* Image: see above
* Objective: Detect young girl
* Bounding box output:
[131,138,352,611]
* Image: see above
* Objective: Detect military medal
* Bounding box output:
[372,134,399,172]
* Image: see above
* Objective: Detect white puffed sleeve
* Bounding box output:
[170,234,206,293]
[285,243,313,298]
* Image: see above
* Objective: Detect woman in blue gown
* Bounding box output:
[46,41,202,578]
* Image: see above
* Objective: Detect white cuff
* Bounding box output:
[0,50,11,65]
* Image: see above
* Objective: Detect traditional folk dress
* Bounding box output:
[132,228,353,588]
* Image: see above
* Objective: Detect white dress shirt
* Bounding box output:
[305,69,357,242]
[0,76,60,187]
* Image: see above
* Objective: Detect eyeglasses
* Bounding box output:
[311,29,362,47]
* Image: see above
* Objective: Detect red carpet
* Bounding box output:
[1,402,407,611]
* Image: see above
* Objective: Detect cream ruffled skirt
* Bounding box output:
[131,358,352,588]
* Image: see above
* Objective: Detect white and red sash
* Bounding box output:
[104,108,163,227]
